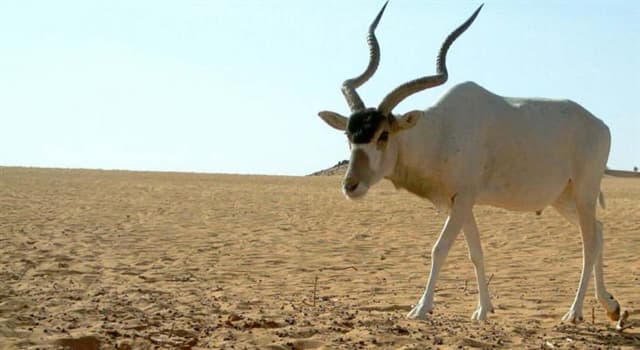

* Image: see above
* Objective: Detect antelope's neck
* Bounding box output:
[385,112,452,209]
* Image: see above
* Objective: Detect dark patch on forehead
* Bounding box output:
[347,109,384,144]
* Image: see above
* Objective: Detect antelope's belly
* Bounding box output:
[476,168,569,211]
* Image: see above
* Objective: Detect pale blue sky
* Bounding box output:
[1,1,638,175]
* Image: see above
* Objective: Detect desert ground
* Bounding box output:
[1,166,639,350]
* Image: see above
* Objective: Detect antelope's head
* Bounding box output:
[318,2,482,199]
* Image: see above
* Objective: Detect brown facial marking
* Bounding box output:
[346,149,373,185]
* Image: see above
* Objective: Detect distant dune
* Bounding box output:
[606,169,640,177]
[308,159,348,176]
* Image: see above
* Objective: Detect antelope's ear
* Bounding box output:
[392,110,421,132]
[318,111,348,131]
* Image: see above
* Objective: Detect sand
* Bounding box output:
[1,166,639,349]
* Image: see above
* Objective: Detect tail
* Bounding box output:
[598,191,606,210]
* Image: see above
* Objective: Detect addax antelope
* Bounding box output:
[318,2,621,323]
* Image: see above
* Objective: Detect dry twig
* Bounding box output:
[319,266,358,271]
[168,322,175,339]
[313,276,318,307]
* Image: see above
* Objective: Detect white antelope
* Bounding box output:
[318,2,621,323]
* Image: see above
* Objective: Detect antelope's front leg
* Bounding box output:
[407,195,473,320]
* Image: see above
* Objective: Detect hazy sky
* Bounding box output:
[1,1,638,175]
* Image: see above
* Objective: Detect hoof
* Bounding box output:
[407,304,432,320]
[562,309,584,324]
[471,304,494,321]
[407,311,429,320]
[616,310,630,331]
[607,303,621,322]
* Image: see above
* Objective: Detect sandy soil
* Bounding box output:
[1,167,639,349]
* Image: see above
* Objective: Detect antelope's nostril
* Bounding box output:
[344,181,359,192]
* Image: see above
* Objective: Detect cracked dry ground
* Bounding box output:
[1,167,639,349]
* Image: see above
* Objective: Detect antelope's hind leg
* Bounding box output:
[593,220,620,321]
[552,185,620,323]
[463,213,494,321]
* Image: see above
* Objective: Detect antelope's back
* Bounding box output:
[432,82,610,210]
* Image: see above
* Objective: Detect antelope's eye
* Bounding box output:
[378,131,389,143]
